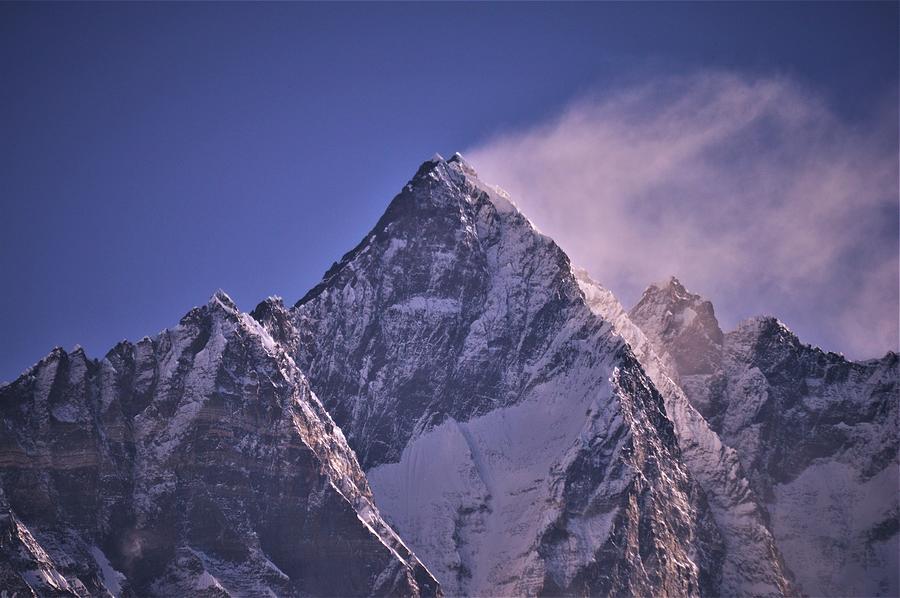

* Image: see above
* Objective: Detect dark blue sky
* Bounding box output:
[2,2,897,380]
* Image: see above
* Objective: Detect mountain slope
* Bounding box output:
[629,278,899,597]
[264,154,724,596]
[0,292,439,597]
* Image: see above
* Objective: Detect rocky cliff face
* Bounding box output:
[629,278,899,597]
[0,293,439,597]
[262,154,724,597]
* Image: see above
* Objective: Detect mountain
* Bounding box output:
[629,278,899,597]
[2,152,895,598]
[574,270,795,596]
[0,292,439,596]
[256,154,725,596]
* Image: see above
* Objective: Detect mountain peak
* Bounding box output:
[648,275,693,298]
[630,277,724,376]
[640,276,713,310]
[414,151,498,198]
[416,150,480,184]
[386,152,522,232]
[729,315,801,355]
[425,150,473,169]
[447,151,477,174]
[290,156,723,597]
[208,289,238,312]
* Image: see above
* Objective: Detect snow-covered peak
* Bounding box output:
[424,151,472,171]
[733,314,795,339]
[646,275,697,302]
[208,289,238,312]
[446,151,476,175]
[290,154,725,597]
[411,151,522,216]
[293,154,595,469]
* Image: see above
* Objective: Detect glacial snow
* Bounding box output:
[368,365,619,597]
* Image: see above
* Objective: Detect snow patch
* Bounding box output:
[389,296,461,315]
[89,546,126,595]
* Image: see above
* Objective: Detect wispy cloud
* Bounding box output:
[467,72,898,358]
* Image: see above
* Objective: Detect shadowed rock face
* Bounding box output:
[0,293,439,597]
[261,154,725,597]
[629,281,900,598]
